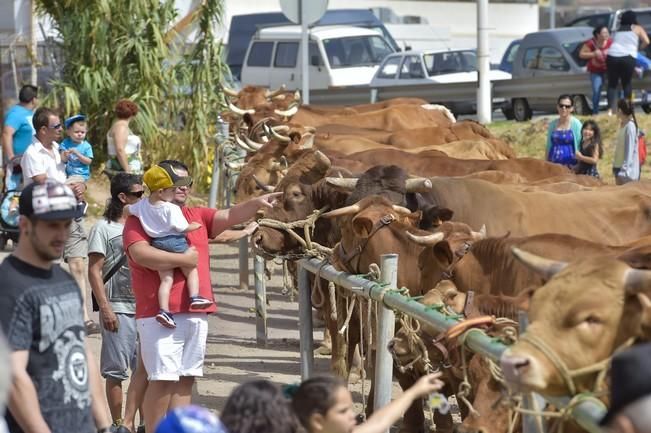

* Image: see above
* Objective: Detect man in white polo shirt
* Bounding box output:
[20,107,98,335]
[21,107,66,185]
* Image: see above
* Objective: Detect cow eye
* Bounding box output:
[584,315,602,325]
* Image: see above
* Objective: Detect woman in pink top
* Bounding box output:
[580,25,612,115]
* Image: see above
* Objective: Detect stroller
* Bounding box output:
[0,156,23,250]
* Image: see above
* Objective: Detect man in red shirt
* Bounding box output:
[123,160,279,430]
[579,25,613,115]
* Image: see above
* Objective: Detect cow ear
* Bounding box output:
[433,241,454,266]
[352,216,374,238]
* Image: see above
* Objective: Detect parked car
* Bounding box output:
[370,49,511,114]
[504,27,592,121]
[227,9,400,80]
[240,25,396,90]
[498,39,521,74]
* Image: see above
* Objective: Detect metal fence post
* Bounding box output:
[519,312,547,433]
[209,116,228,209]
[298,264,314,380]
[254,255,267,346]
[239,237,249,291]
[374,254,398,414]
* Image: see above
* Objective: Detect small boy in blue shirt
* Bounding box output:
[60,114,93,181]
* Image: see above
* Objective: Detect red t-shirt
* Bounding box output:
[584,38,613,73]
[123,206,218,319]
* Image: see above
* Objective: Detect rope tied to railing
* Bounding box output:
[257,206,332,258]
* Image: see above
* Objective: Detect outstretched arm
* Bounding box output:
[211,192,282,235]
[354,373,444,433]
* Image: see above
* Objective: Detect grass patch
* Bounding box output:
[487,114,651,184]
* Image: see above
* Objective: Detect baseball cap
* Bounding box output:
[156,405,227,433]
[143,162,192,192]
[64,114,86,129]
[19,180,82,220]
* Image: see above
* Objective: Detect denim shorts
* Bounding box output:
[151,234,189,253]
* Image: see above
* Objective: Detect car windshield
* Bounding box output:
[563,41,588,68]
[423,50,476,76]
[323,35,394,69]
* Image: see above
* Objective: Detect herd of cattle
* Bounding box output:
[221,85,651,433]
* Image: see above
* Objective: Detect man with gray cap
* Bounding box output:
[601,343,651,433]
[0,180,111,433]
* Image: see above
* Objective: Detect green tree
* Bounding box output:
[35,0,228,190]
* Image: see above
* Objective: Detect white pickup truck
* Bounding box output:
[240,25,395,90]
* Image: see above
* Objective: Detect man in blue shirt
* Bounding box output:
[2,85,38,161]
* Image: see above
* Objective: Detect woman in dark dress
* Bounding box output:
[574,119,603,177]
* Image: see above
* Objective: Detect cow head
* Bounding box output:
[500,249,651,396]
[234,128,317,203]
[251,152,350,256]
[410,223,487,294]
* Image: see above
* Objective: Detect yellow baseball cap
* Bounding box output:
[143,162,192,192]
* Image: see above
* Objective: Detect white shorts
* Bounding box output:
[136,313,208,381]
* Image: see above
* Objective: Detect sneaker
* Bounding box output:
[190,296,213,309]
[156,310,176,328]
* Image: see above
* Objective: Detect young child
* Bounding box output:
[574,119,603,178]
[126,162,213,328]
[291,372,444,433]
[60,114,94,181]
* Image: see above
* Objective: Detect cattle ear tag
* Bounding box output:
[428,392,450,414]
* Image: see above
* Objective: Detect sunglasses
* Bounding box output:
[125,191,144,198]
[558,104,572,109]
[176,180,193,189]
[48,123,63,129]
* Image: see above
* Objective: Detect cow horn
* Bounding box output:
[265,85,286,98]
[322,203,361,218]
[226,161,245,171]
[235,134,256,152]
[293,90,301,103]
[405,231,445,245]
[405,178,433,192]
[301,133,315,149]
[244,135,265,150]
[222,86,240,98]
[228,101,255,116]
[326,177,357,190]
[271,125,290,133]
[511,247,567,280]
[274,104,299,118]
[253,175,275,192]
[304,126,316,133]
[392,205,413,215]
[472,224,487,240]
[624,268,651,293]
[268,126,291,143]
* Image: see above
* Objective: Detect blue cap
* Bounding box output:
[156,406,228,433]
[64,114,86,129]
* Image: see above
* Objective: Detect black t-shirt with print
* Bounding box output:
[0,256,93,433]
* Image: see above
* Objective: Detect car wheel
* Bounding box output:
[502,106,515,120]
[573,95,590,115]
[512,98,532,122]
[643,103,651,114]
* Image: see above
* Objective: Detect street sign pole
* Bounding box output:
[300,0,310,105]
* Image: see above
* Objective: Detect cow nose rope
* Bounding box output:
[518,333,635,396]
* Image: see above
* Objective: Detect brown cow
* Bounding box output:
[412,233,651,299]
[292,104,454,130]
[500,250,651,399]
[327,151,572,181]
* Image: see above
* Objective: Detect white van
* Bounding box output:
[240,25,395,90]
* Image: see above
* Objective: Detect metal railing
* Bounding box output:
[288,254,607,433]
